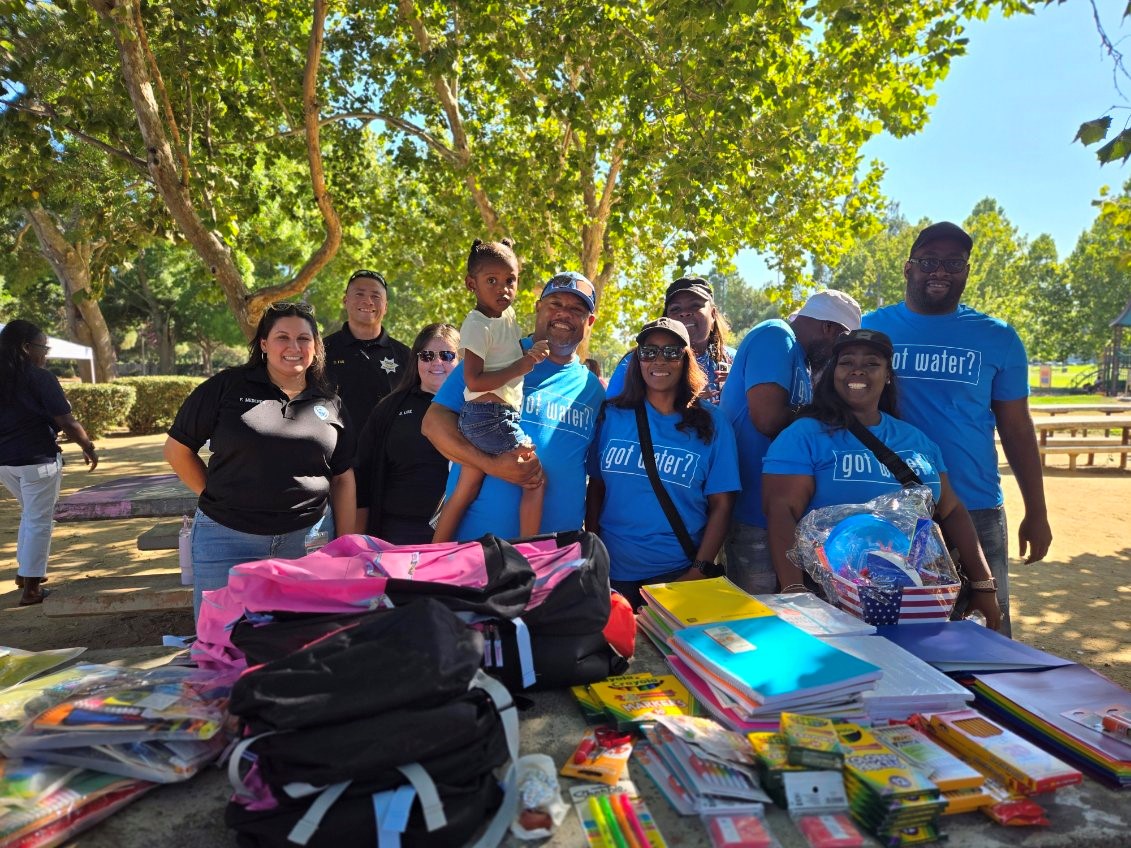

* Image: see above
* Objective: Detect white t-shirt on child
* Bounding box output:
[459,307,525,410]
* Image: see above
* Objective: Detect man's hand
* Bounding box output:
[488,450,544,489]
[1018,512,1052,563]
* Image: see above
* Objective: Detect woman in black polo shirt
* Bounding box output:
[0,320,99,606]
[356,323,460,544]
[164,303,356,620]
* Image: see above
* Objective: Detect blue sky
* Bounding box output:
[735,1,1127,285]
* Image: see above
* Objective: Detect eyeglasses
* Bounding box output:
[417,350,457,362]
[638,344,686,362]
[349,270,387,289]
[908,257,968,274]
[28,342,51,352]
[268,301,315,315]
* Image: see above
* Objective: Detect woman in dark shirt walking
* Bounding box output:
[356,323,460,543]
[0,320,98,606]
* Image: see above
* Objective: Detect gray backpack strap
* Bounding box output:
[226,731,277,799]
[396,763,446,832]
[287,781,351,845]
[465,669,521,848]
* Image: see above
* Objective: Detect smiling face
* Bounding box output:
[465,257,519,319]
[665,291,714,349]
[343,277,388,331]
[417,335,459,394]
[260,315,316,384]
[637,329,687,395]
[534,290,596,360]
[903,237,970,315]
[832,343,891,418]
[24,333,50,368]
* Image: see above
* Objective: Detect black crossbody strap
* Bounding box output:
[634,405,699,561]
[846,415,923,489]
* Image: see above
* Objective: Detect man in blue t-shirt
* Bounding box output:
[422,272,605,541]
[718,290,861,593]
[862,221,1052,636]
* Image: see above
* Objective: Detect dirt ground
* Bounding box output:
[0,429,1128,688]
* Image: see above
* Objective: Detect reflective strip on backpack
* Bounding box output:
[373,784,417,848]
[513,616,536,688]
[287,781,351,845]
[396,763,446,832]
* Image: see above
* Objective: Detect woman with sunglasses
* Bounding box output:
[164,303,357,621]
[355,324,460,544]
[1,320,99,606]
[585,318,740,609]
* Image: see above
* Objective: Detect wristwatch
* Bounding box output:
[693,559,725,578]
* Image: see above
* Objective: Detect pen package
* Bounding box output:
[570,784,667,848]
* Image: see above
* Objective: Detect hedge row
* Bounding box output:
[115,376,204,434]
[64,384,136,439]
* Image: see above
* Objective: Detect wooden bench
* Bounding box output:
[1038,440,1131,470]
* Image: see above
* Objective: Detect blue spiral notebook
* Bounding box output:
[875,621,1073,673]
[669,615,882,706]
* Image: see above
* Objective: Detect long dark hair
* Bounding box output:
[246,303,333,396]
[609,342,715,443]
[392,322,460,396]
[0,320,43,403]
[801,352,900,431]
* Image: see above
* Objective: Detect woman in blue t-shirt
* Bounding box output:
[763,329,1002,629]
[586,317,740,609]
[0,320,99,606]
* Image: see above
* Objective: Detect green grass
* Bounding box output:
[1028,363,1094,390]
[1029,394,1108,406]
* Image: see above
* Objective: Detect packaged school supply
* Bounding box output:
[791,812,866,848]
[747,733,847,813]
[642,722,770,804]
[0,647,86,692]
[922,708,1083,795]
[781,713,844,770]
[586,673,696,730]
[24,735,229,784]
[560,726,634,786]
[640,578,775,628]
[569,782,668,848]
[869,725,983,793]
[702,809,780,848]
[225,599,520,848]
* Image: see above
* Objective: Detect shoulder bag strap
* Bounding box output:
[846,415,923,488]
[634,404,699,561]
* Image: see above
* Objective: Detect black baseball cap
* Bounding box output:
[664,276,713,309]
[833,328,894,359]
[910,222,973,256]
[636,316,691,347]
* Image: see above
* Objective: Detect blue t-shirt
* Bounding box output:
[587,402,740,582]
[606,346,735,400]
[433,340,605,540]
[717,319,812,527]
[861,303,1028,510]
[764,414,946,513]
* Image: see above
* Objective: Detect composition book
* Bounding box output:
[668,615,882,707]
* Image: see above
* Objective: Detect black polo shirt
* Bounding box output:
[323,323,411,430]
[0,366,71,467]
[168,365,355,535]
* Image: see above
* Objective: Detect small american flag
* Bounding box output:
[832,573,958,625]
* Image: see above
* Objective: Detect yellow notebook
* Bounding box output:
[640,577,774,627]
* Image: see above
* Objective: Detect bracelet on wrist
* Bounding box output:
[968,578,996,591]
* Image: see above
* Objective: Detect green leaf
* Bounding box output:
[1096,129,1131,165]
[1074,116,1112,147]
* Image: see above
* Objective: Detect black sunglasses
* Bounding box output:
[908,257,968,274]
[638,344,686,362]
[417,350,457,362]
[349,270,388,289]
[268,301,315,315]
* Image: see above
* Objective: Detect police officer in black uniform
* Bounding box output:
[323,270,411,430]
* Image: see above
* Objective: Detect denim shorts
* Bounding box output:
[458,401,530,456]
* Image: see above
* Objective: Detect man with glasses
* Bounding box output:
[324,270,411,429]
[422,271,604,541]
[718,289,861,594]
[862,221,1051,636]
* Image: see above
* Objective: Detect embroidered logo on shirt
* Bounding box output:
[379,357,399,374]
[313,405,329,420]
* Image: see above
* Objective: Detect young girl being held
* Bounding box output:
[431,239,549,542]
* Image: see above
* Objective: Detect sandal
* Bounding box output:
[14,575,47,589]
[18,588,48,606]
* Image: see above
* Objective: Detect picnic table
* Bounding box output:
[73,641,1131,848]
[53,473,197,522]
[1031,402,1131,416]
[1033,415,1131,470]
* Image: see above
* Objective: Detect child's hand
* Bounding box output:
[525,340,551,365]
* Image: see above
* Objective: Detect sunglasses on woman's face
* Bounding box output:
[417,350,457,362]
[638,344,686,362]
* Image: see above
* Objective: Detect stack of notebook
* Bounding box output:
[636,578,776,655]
[666,615,881,728]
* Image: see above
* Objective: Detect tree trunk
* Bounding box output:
[23,204,118,382]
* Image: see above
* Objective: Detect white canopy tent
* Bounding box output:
[0,323,97,382]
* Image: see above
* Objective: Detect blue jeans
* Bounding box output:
[0,455,63,579]
[724,522,777,594]
[458,401,529,455]
[952,506,1011,637]
[190,509,310,622]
